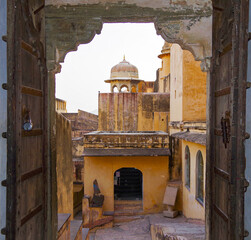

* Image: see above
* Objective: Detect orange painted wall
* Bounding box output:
[182,51,207,122]
[84,156,169,214]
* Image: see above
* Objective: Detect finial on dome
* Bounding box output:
[123,55,125,61]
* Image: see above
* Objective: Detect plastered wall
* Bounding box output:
[158,53,171,93]
[170,44,207,123]
[84,156,169,213]
[182,140,206,220]
[56,113,74,217]
[182,51,207,122]
[45,0,211,9]
[170,44,183,122]
[98,93,170,132]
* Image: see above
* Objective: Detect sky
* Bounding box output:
[55,23,164,113]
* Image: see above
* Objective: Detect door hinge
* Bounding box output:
[1,179,7,187]
[221,111,230,148]
[1,228,6,235]
[244,179,249,193]
[245,132,250,140]
[244,230,249,238]
[1,35,7,42]
[247,82,251,89]
[2,132,7,139]
[2,83,8,90]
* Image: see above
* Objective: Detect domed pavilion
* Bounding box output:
[105,56,144,93]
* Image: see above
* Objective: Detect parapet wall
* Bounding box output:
[98,93,170,132]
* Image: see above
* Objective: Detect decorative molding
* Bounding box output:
[154,16,212,72]
[46,17,103,71]
[45,4,212,72]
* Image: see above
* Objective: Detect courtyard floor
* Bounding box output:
[88,214,205,240]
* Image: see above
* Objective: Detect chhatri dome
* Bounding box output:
[105,56,144,93]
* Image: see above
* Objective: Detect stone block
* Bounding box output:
[163,210,178,218]
[163,186,178,206]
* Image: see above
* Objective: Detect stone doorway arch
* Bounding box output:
[44,2,212,237]
[45,2,212,74]
[114,167,143,201]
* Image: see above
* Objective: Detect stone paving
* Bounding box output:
[91,214,205,240]
[149,214,205,240]
[94,217,151,240]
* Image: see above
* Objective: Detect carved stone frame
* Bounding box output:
[44,3,212,239]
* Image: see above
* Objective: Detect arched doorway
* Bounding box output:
[114,168,142,201]
[5,1,249,238]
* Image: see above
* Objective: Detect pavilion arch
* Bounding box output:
[131,85,137,93]
[120,85,129,93]
[112,85,119,93]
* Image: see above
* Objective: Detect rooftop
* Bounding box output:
[83,131,170,156]
[171,131,206,146]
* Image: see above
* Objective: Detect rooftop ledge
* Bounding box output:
[84,131,169,136]
[83,131,169,152]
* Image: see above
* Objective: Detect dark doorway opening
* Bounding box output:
[114,168,142,200]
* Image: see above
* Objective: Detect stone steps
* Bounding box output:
[82,228,89,240]
[70,220,83,240]
[57,213,71,240]
[114,200,143,223]
[114,200,143,211]
[114,209,144,216]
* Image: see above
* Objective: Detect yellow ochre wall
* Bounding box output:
[182,140,206,220]
[170,44,183,122]
[98,93,170,133]
[158,52,171,93]
[170,44,207,123]
[56,113,73,218]
[182,51,207,122]
[84,156,169,213]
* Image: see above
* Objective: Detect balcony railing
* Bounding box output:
[83,131,169,149]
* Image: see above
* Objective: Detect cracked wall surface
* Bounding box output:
[45,0,211,10]
[45,0,212,73]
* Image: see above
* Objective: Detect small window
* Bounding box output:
[185,146,190,189]
[112,85,119,93]
[196,150,204,205]
[120,85,129,92]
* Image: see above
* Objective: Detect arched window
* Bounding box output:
[131,85,137,93]
[185,146,190,189]
[112,85,119,93]
[120,85,129,92]
[196,150,204,204]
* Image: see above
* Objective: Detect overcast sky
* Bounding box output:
[55,23,164,113]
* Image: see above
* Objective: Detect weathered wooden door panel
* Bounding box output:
[209,0,249,239]
[7,1,47,239]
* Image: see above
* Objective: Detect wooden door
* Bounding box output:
[6,1,48,239]
[208,0,249,239]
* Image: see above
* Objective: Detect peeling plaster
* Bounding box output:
[46,0,211,12]
[45,1,212,72]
